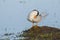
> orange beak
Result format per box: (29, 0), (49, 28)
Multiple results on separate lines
(34, 16), (37, 19)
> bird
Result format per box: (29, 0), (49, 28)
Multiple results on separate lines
(27, 9), (42, 26)
(27, 9), (48, 26)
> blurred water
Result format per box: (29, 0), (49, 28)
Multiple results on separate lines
(0, 32), (25, 40)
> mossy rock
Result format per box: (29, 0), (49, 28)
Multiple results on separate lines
(21, 25), (60, 40)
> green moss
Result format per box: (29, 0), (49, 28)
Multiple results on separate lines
(20, 26), (60, 40)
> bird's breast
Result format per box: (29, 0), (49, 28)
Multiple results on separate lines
(33, 16), (42, 22)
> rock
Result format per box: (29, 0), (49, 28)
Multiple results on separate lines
(21, 25), (60, 40)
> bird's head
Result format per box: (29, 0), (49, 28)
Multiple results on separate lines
(32, 9), (39, 16)
(30, 9), (39, 18)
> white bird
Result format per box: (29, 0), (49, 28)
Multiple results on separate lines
(27, 9), (48, 26)
(27, 9), (42, 26)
